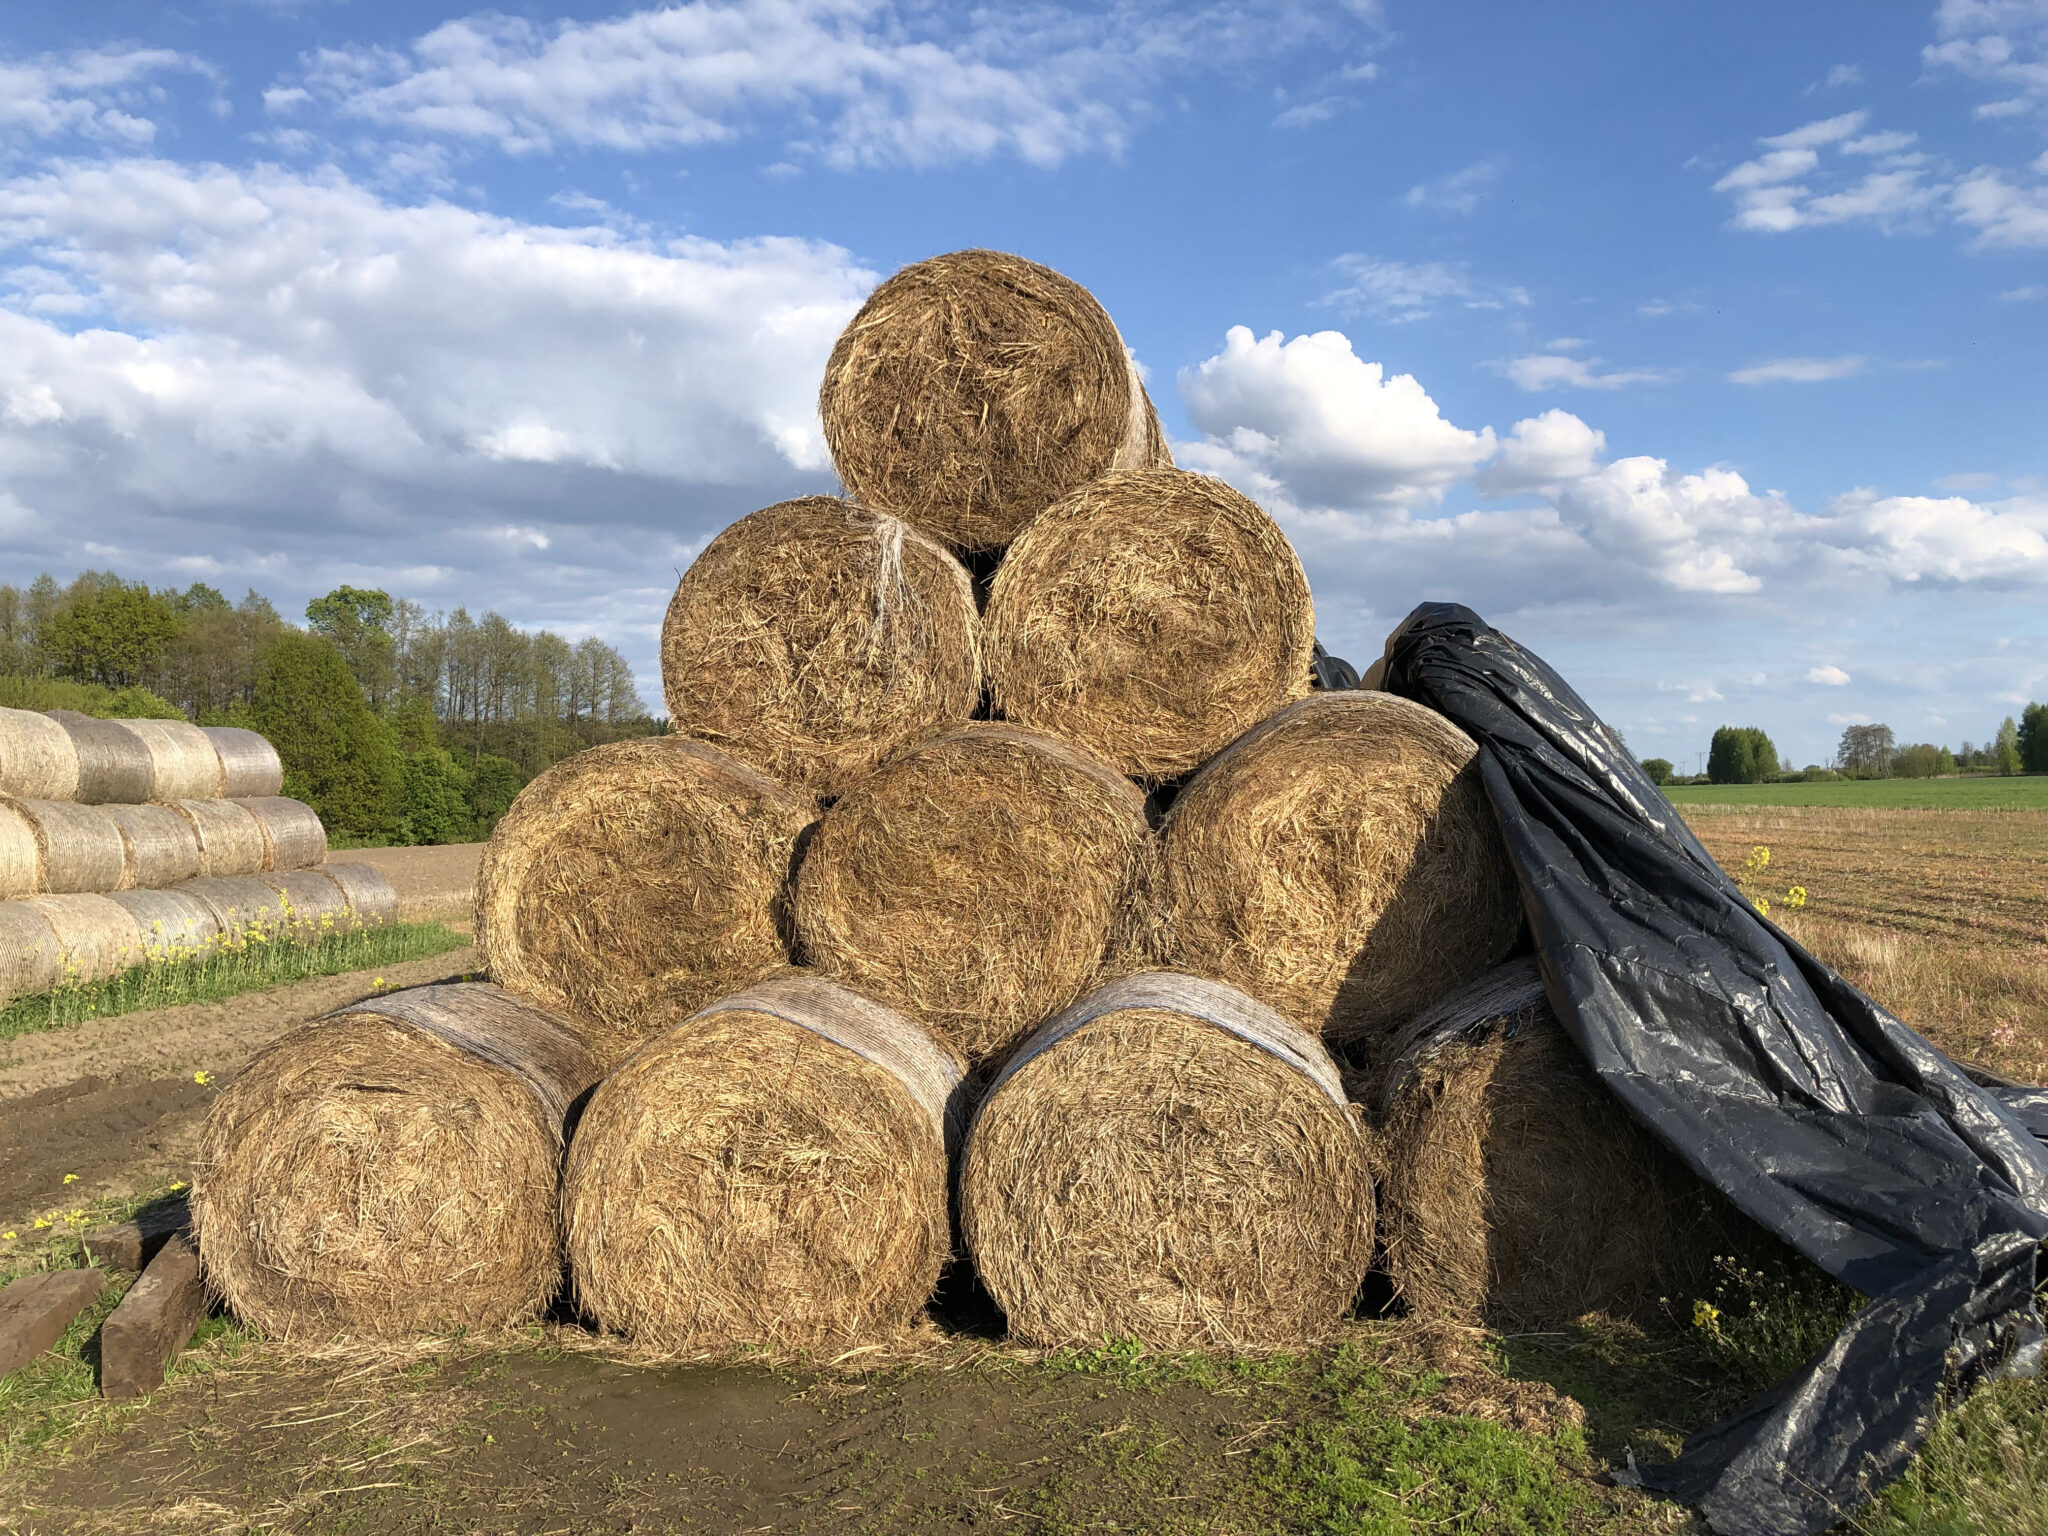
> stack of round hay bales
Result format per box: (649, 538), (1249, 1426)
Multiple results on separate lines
(661, 496), (982, 797)
(961, 972), (1374, 1349)
(0, 900), (63, 1001)
(103, 804), (203, 889)
(238, 797), (327, 871)
(198, 983), (601, 1338)
(0, 708), (79, 800)
(108, 888), (222, 957)
(2, 800), (129, 894)
(564, 973), (960, 1352)
(168, 799), (270, 878)
(202, 727), (284, 798)
(20, 894), (141, 984)
(48, 713), (153, 805)
(118, 718), (224, 801)
(1377, 959), (1739, 1328)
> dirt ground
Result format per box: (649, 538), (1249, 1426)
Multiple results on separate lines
(327, 842), (483, 923)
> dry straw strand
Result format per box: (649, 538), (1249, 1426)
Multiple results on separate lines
(196, 982), (600, 1339)
(962, 972), (1374, 1351)
(119, 717), (225, 801)
(8, 799), (131, 894)
(238, 796), (328, 871)
(564, 974), (956, 1353)
(819, 249), (1172, 553)
(49, 711), (153, 805)
(0, 899), (63, 1002)
(1377, 958), (1736, 1328)
(103, 802), (204, 889)
(25, 893), (143, 984)
(165, 798), (269, 878)
(1146, 690), (1521, 1063)
(477, 736), (811, 1037)
(984, 468), (1316, 781)
(203, 726), (284, 798)
(661, 496), (982, 796)
(792, 724), (1150, 1065)
(0, 708), (80, 801)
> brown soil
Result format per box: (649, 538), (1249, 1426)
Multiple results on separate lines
(327, 842), (483, 923)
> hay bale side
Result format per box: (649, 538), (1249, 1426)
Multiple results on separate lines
(961, 972), (1374, 1350)
(477, 737), (810, 1039)
(49, 712), (153, 805)
(260, 870), (353, 940)
(320, 862), (400, 927)
(1378, 959), (1738, 1328)
(564, 973), (958, 1352)
(25, 894), (143, 984)
(103, 803), (204, 889)
(0, 708), (79, 801)
(0, 800), (43, 900)
(180, 875), (289, 939)
(107, 889), (223, 957)
(238, 797), (327, 872)
(9, 799), (132, 894)
(196, 982), (600, 1339)
(661, 497), (982, 795)
(1146, 691), (1521, 1064)
(203, 727), (284, 798)
(792, 724), (1149, 1064)
(165, 798), (269, 878)
(119, 718), (224, 802)
(0, 900), (63, 1003)
(983, 469), (1315, 780)
(819, 249), (1171, 553)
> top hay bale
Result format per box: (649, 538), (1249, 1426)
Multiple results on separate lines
(819, 250), (1171, 553)
(0, 708), (79, 801)
(661, 497), (982, 796)
(984, 469), (1315, 781)
(118, 718), (224, 801)
(49, 712), (152, 805)
(1145, 690), (1521, 1065)
(202, 727), (284, 799)
(477, 737), (811, 1046)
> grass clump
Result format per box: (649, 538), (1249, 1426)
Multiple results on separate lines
(1679, 1249), (1865, 1393)
(0, 919), (468, 1039)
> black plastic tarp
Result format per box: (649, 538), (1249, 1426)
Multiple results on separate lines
(1373, 602), (2048, 1536)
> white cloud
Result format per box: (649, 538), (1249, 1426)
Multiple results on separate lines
(293, 0), (1357, 170)
(1322, 254), (1529, 323)
(1727, 355), (1867, 385)
(1824, 488), (2048, 583)
(1476, 409), (1605, 493)
(1926, 0), (2048, 120)
(0, 47), (206, 148)
(1502, 353), (1673, 391)
(1713, 111), (1944, 233)
(1403, 156), (1506, 215)
(1807, 664), (1852, 685)
(1999, 283), (2046, 299)
(1274, 97), (1348, 129)
(1951, 166), (2048, 247)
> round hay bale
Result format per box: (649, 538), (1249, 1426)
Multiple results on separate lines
(660, 497), (983, 795)
(983, 469), (1316, 780)
(564, 973), (959, 1353)
(0, 800), (43, 900)
(791, 724), (1149, 1064)
(203, 726), (284, 799)
(320, 862), (400, 927)
(0, 708), (79, 801)
(961, 972), (1374, 1350)
(107, 888), (222, 957)
(0, 899), (63, 1003)
(819, 249), (1172, 553)
(1378, 959), (1735, 1329)
(7, 799), (131, 894)
(103, 803), (203, 889)
(119, 717), (224, 801)
(477, 737), (811, 1038)
(1146, 691), (1520, 1063)
(24, 893), (143, 984)
(181, 875), (289, 940)
(165, 798), (269, 878)
(261, 869), (352, 940)
(49, 711), (153, 805)
(238, 796), (327, 872)
(196, 982), (600, 1339)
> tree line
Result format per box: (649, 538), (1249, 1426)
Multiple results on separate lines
(1637, 708), (2048, 786)
(0, 571), (658, 842)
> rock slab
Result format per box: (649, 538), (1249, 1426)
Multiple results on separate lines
(83, 1193), (193, 1272)
(99, 1233), (205, 1398)
(0, 1268), (106, 1375)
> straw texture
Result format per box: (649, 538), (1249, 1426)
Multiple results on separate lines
(25, 893), (142, 984)
(108, 888), (223, 956)
(204, 727), (284, 798)
(182, 875), (290, 937)
(661, 496), (983, 796)
(197, 982), (601, 1339)
(0, 800), (41, 899)
(120, 717), (224, 801)
(261, 869), (353, 939)
(9, 799), (130, 894)
(983, 469), (1315, 780)
(50, 712), (152, 805)
(239, 797), (328, 872)
(0, 708), (79, 801)
(819, 249), (1171, 553)
(320, 862), (400, 927)
(103, 803), (204, 889)
(166, 798), (269, 878)
(0, 899), (63, 1002)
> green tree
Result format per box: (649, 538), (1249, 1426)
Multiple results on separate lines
(306, 585), (398, 710)
(1893, 743), (1952, 779)
(1994, 717), (2022, 777)
(469, 754), (526, 837)
(1836, 722), (1896, 779)
(1640, 757), (1675, 786)
(2019, 703), (2048, 774)
(1708, 726), (1780, 784)
(37, 572), (180, 688)
(250, 633), (402, 840)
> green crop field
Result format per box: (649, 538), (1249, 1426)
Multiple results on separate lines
(1663, 776), (2048, 810)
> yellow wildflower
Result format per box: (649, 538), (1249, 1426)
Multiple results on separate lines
(33, 1216), (52, 1230)
(1785, 886), (1808, 909)
(62, 1172), (78, 1184)
(1693, 1300), (1721, 1331)
(194, 1070), (214, 1086)
(168, 1180), (187, 1193)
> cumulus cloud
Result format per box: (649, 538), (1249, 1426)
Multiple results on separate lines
(1727, 355), (1867, 384)
(291, 0), (1356, 170)
(1502, 353), (1673, 391)
(1323, 254), (1529, 322)
(1807, 664), (1852, 684)
(1823, 488), (2048, 583)
(0, 46), (207, 149)
(1476, 409), (1605, 493)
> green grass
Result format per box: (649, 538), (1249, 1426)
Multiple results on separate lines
(0, 919), (470, 1040)
(1662, 776), (2048, 809)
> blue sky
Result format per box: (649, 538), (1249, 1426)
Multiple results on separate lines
(2, 1), (2044, 769)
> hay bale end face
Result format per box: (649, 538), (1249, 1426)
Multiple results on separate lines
(103, 804), (204, 889)
(984, 469), (1316, 781)
(202, 727), (284, 799)
(107, 889), (223, 957)
(820, 249), (1171, 553)
(0, 709), (80, 801)
(24, 894), (142, 985)
(238, 797), (327, 872)
(49, 712), (152, 805)
(1378, 959), (1735, 1328)
(662, 497), (982, 796)
(1146, 690), (1521, 1063)
(165, 799), (268, 878)
(961, 973), (1374, 1350)
(564, 974), (958, 1353)
(477, 737), (810, 1040)
(793, 724), (1149, 1065)
(0, 900), (63, 1002)
(10, 800), (131, 894)
(118, 718), (224, 802)
(196, 983), (600, 1339)
(0, 801), (42, 900)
